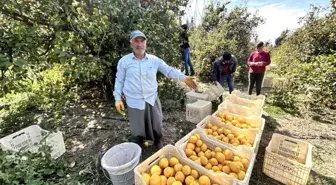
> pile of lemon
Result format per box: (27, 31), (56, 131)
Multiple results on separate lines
(204, 123), (254, 148)
(216, 113), (257, 129)
(184, 134), (250, 181)
(141, 156), (216, 185)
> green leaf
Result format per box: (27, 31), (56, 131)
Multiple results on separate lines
(0, 61), (12, 70)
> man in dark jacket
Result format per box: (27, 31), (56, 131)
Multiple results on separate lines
(212, 51), (237, 93)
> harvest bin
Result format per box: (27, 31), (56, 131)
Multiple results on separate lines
(0, 125), (65, 159)
(176, 129), (256, 185)
(263, 133), (313, 185)
(134, 145), (235, 185)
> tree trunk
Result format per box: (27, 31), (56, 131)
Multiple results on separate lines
(103, 64), (117, 102)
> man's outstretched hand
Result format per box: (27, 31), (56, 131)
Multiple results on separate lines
(185, 77), (197, 90)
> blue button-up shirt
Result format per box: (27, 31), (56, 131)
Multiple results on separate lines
(113, 53), (187, 110)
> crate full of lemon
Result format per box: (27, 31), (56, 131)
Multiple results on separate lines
(175, 129), (256, 185)
(212, 108), (265, 133)
(134, 145), (235, 185)
(197, 116), (260, 153)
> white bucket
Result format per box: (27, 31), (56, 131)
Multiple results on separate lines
(101, 142), (142, 185)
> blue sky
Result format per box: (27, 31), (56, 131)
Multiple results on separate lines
(183, 0), (330, 43)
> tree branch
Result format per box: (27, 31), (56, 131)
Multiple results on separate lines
(1, 3), (97, 56)
(0, 7), (54, 28)
(40, 32), (56, 56)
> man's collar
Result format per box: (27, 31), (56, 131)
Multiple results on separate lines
(132, 52), (148, 60)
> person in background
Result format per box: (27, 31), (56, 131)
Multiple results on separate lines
(247, 41), (271, 95)
(113, 30), (197, 149)
(180, 24), (195, 76)
(212, 51), (237, 95)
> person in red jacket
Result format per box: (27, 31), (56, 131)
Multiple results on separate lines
(247, 42), (271, 95)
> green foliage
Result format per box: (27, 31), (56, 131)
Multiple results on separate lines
(0, 147), (84, 185)
(0, 64), (79, 135)
(271, 53), (336, 112)
(0, 0), (188, 93)
(190, 4), (264, 83)
(270, 6), (336, 115)
(158, 78), (186, 111)
(263, 104), (288, 116)
(0, 0), (189, 128)
(278, 6), (336, 62)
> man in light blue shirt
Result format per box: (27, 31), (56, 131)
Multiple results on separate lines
(113, 30), (197, 149)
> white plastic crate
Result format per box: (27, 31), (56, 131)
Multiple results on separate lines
(262, 76), (273, 88)
(186, 91), (209, 104)
(226, 94), (264, 108)
(196, 116), (260, 153)
(232, 90), (265, 104)
(212, 108), (265, 154)
(134, 144), (235, 185)
(208, 82), (225, 97)
(186, 100), (212, 123)
(218, 101), (263, 117)
(175, 129), (256, 185)
(0, 125), (66, 159)
(212, 107), (265, 133)
(204, 89), (218, 101)
(263, 134), (313, 185)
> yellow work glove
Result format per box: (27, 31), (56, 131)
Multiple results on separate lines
(115, 101), (125, 115)
(185, 77), (197, 90)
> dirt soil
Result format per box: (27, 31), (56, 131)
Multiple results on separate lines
(60, 85), (336, 185)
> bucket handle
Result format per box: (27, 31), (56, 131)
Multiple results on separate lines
(102, 154), (143, 184)
(102, 166), (113, 183)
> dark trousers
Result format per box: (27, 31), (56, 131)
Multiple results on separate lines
(219, 75), (234, 93)
(248, 73), (264, 95)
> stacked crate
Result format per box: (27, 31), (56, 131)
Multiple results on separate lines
(186, 100), (212, 123)
(185, 82), (225, 123)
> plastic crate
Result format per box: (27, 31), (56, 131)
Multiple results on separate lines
(186, 91), (209, 104)
(212, 108), (265, 133)
(204, 89), (218, 101)
(196, 116), (260, 153)
(218, 101), (263, 117)
(263, 134), (313, 185)
(226, 94), (264, 108)
(262, 76), (273, 88)
(208, 82), (225, 97)
(186, 100), (212, 123)
(134, 144), (235, 185)
(175, 129), (256, 185)
(212, 108), (265, 154)
(0, 125), (66, 159)
(231, 90), (265, 104)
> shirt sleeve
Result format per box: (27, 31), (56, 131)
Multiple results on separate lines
(113, 59), (125, 105)
(212, 62), (218, 81)
(232, 56), (237, 72)
(247, 52), (255, 66)
(261, 52), (271, 66)
(157, 59), (186, 81)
